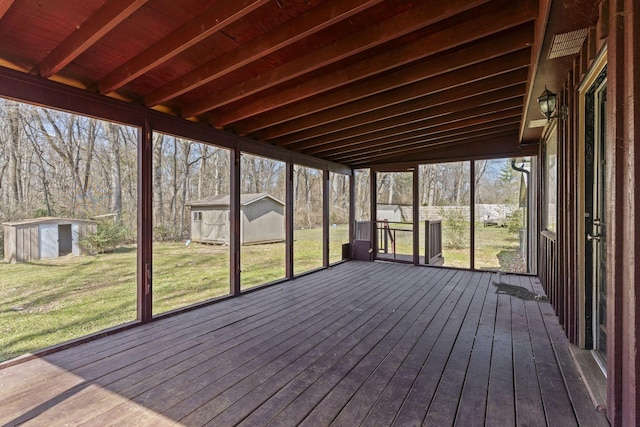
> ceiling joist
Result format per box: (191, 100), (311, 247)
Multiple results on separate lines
(99, 0), (271, 94)
(211, 4), (536, 127)
(37, 0), (149, 78)
(0, 0), (550, 167)
(248, 51), (530, 139)
(175, 0), (494, 116)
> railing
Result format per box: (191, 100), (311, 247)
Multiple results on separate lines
(424, 219), (443, 265)
(353, 220), (442, 264)
(540, 230), (557, 307)
(376, 220), (412, 260)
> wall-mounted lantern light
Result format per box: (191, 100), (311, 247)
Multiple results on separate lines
(537, 86), (568, 121)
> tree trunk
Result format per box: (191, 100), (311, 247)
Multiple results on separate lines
(7, 101), (23, 204)
(455, 163), (465, 205)
(106, 123), (122, 222)
(179, 140), (192, 240)
(152, 133), (164, 228)
(387, 173), (395, 205)
(197, 145), (208, 199)
(170, 140), (178, 237)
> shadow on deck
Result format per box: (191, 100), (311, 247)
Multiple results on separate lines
(0, 261), (608, 426)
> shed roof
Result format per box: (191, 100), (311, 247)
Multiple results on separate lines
(2, 217), (97, 227)
(188, 193), (285, 208)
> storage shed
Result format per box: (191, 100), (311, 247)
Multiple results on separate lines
(188, 193), (285, 245)
(3, 217), (97, 263)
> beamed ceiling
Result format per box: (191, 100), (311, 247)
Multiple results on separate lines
(0, 0), (601, 167)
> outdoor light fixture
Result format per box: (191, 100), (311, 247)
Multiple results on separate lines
(537, 86), (568, 121)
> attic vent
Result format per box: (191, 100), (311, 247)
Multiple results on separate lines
(548, 28), (589, 59)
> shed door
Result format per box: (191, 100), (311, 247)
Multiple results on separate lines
(39, 223), (58, 259)
(72, 223), (80, 255)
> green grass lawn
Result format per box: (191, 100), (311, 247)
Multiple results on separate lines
(0, 223), (521, 362)
(0, 227), (350, 362)
(381, 221), (525, 271)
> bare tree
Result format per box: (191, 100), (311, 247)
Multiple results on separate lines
(35, 109), (98, 215)
(6, 101), (23, 205)
(105, 123), (122, 222)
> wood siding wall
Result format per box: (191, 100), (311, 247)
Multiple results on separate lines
(606, 0), (640, 424)
(241, 199), (284, 244)
(538, 1), (640, 424)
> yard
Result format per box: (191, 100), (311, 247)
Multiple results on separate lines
(0, 227), (349, 362)
(0, 224), (523, 363)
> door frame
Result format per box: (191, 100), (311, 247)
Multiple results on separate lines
(370, 164), (419, 265)
(577, 46), (607, 353)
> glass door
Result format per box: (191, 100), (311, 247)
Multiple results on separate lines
(375, 170), (414, 262)
(584, 67), (607, 367)
(589, 78), (607, 364)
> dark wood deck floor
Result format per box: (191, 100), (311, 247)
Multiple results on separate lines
(0, 261), (609, 426)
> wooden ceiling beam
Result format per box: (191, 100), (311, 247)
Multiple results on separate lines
(98, 0), (270, 94)
(0, 0), (15, 20)
(338, 125), (520, 165)
(326, 120), (520, 163)
(145, 0), (385, 108)
(274, 84), (525, 147)
(37, 0), (148, 78)
(175, 0), (493, 116)
(310, 104), (522, 157)
(284, 94), (522, 153)
(211, 7), (536, 126)
(248, 51), (530, 139)
(357, 132), (534, 167)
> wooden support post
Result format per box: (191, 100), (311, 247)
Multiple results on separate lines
(286, 162), (294, 278)
(470, 160), (476, 269)
(137, 118), (153, 322)
(230, 147), (241, 295)
(349, 170), (355, 252)
(606, 0), (639, 424)
(413, 165), (420, 265)
(371, 170), (377, 260)
(323, 169), (330, 268)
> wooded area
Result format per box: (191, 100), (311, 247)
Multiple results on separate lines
(0, 99), (354, 257)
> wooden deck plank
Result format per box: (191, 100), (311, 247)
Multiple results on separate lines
(170, 264), (430, 425)
(0, 263), (363, 397)
(328, 273), (466, 425)
(3, 264), (375, 424)
(510, 275), (546, 426)
(211, 268), (455, 426)
(453, 272), (499, 427)
(422, 271), (492, 425)
(388, 271), (480, 425)
(532, 277), (610, 427)
(525, 287), (579, 427)
(357, 270), (471, 425)
(362, 271), (484, 426)
(233, 267), (456, 427)
(484, 287), (516, 425)
(24, 263), (405, 426)
(299, 269), (465, 426)
(0, 262), (606, 427)
(254, 268), (456, 427)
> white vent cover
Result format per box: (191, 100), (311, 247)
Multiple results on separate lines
(548, 28), (589, 59)
(529, 119), (548, 128)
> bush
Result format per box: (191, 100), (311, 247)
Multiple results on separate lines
(440, 207), (468, 250)
(82, 220), (131, 254)
(506, 210), (524, 234)
(153, 224), (172, 242)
